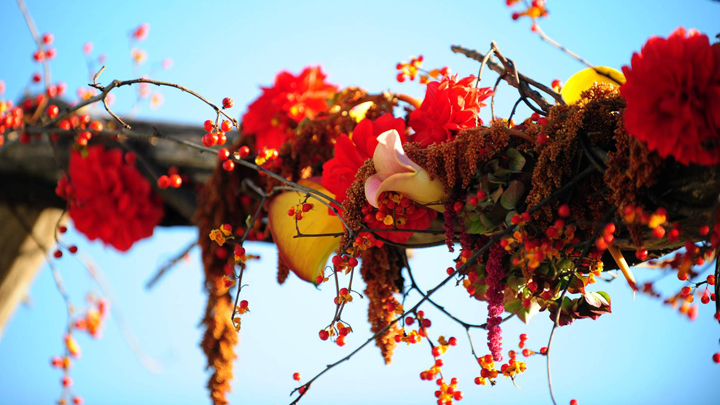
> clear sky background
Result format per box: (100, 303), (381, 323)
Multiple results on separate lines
(0, 1), (719, 405)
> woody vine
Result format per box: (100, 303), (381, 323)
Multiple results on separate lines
(1, 1), (719, 405)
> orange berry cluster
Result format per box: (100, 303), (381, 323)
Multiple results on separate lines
(474, 350), (527, 386)
(232, 299), (250, 332)
(51, 296), (108, 405)
(395, 55), (450, 84)
(394, 310), (431, 345)
(432, 377), (463, 405)
(318, 321), (353, 346)
(623, 205), (719, 281)
(508, 0), (549, 22)
(287, 202), (314, 221)
(209, 223), (234, 247)
(254, 147), (279, 167)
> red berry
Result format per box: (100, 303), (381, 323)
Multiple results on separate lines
(157, 175), (170, 189)
(222, 160), (235, 171)
(699, 225), (710, 236)
(202, 132), (218, 147)
(707, 275), (715, 286)
(32, 72), (42, 82)
(422, 319), (432, 328)
(293, 372), (301, 381)
(238, 145), (251, 158)
(635, 249), (648, 260)
(203, 120), (214, 131)
(570, 400), (578, 405)
(713, 353), (720, 363)
(89, 121), (103, 132)
(302, 203), (313, 212)
(453, 391), (463, 401)
(62, 376), (73, 387)
(405, 316), (415, 325)
(169, 174), (182, 188)
(519, 333), (528, 341)
(476, 190), (487, 200)
(453, 201), (464, 213)
(73, 397), (84, 405)
(58, 226), (67, 233)
(448, 337), (457, 346)
(339, 287), (349, 296)
(240, 300), (249, 308)
(68, 245), (78, 254)
(396, 73), (406, 83)
(558, 204), (570, 218)
(43, 33), (54, 44)
(653, 226), (666, 239)
(218, 148), (230, 160)
(221, 120), (232, 132)
(336, 336), (346, 347)
(468, 196), (478, 206)
(217, 131), (227, 145)
(319, 330), (329, 341)
(222, 97), (234, 109)
(53, 250), (62, 258)
(347, 257), (359, 267)
(46, 105), (59, 119)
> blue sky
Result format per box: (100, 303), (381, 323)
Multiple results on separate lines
(0, 1), (719, 404)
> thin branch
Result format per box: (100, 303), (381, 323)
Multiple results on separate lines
(451, 44), (564, 111)
(532, 25), (594, 69)
(545, 208), (616, 405)
(145, 241), (198, 290)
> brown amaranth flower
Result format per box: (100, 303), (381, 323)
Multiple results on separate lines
(526, 84), (626, 234)
(360, 246), (403, 364)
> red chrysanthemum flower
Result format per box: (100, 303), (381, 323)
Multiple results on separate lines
(410, 75), (493, 147)
(57, 146), (164, 252)
(322, 114), (406, 202)
(242, 66), (338, 154)
(621, 28), (720, 166)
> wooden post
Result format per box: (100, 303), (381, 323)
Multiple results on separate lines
(0, 204), (64, 340)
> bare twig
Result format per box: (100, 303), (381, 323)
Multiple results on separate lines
(451, 44), (564, 111)
(532, 25), (594, 69)
(545, 208), (616, 405)
(145, 241), (198, 289)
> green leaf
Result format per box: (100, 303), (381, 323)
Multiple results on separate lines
(504, 298), (522, 314)
(465, 219), (487, 234)
(585, 291), (611, 307)
(500, 180), (525, 210)
(596, 291), (612, 305)
(490, 186), (504, 203)
(506, 148), (527, 171)
(517, 299), (541, 324)
(506, 275), (524, 293)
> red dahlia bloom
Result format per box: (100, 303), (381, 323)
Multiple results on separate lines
(410, 75), (493, 147)
(242, 66), (337, 154)
(621, 28), (720, 165)
(322, 114), (406, 202)
(59, 146), (164, 251)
